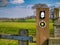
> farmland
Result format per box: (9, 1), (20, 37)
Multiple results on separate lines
(0, 19), (54, 45)
(0, 22), (36, 34)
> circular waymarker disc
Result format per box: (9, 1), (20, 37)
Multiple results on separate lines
(39, 21), (46, 28)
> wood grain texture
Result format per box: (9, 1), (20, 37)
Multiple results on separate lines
(36, 8), (49, 45)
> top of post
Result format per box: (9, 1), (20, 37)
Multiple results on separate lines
(32, 4), (49, 9)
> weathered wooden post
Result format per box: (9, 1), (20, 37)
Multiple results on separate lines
(18, 29), (28, 45)
(0, 29), (32, 45)
(36, 7), (49, 45)
(54, 8), (60, 37)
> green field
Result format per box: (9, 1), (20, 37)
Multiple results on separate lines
(0, 19), (54, 45)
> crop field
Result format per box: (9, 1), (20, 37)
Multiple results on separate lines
(0, 22), (36, 34)
(0, 19), (53, 45)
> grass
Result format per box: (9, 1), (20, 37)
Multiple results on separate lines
(0, 19), (54, 45)
(0, 22), (36, 34)
(0, 22), (36, 45)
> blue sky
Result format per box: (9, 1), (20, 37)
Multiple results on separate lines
(0, 0), (60, 18)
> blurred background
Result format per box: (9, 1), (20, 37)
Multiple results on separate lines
(0, 0), (60, 45)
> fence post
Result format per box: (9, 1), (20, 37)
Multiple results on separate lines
(36, 8), (49, 45)
(18, 29), (29, 45)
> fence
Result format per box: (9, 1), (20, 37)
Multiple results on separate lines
(0, 29), (60, 45)
(0, 29), (33, 45)
(49, 37), (60, 45)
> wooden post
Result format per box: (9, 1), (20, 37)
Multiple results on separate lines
(18, 29), (28, 45)
(36, 8), (49, 45)
(54, 8), (60, 37)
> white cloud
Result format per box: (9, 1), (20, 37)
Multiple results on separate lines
(55, 2), (60, 5)
(54, 2), (60, 7)
(0, 7), (34, 18)
(47, 4), (52, 7)
(26, 5), (34, 8)
(11, 0), (24, 4)
(0, 0), (8, 7)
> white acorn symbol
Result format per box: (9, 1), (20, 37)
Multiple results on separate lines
(41, 12), (45, 18)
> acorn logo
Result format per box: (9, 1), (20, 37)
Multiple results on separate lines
(39, 21), (46, 28)
(40, 11), (45, 19)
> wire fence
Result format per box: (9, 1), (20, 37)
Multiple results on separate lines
(49, 37), (60, 45)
